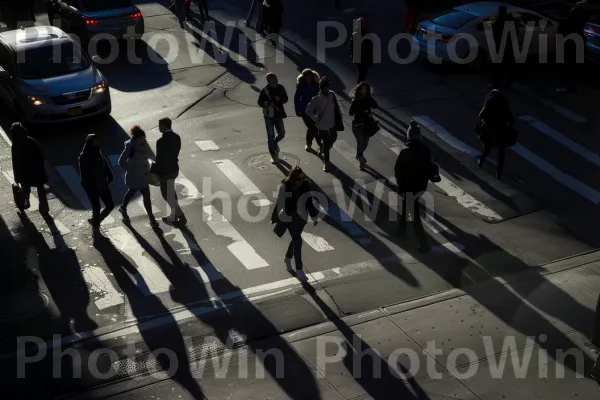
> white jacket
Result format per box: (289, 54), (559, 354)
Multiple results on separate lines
(305, 91), (336, 131)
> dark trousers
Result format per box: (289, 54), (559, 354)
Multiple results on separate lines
(479, 145), (506, 178)
(160, 177), (184, 219)
(23, 184), (49, 214)
(319, 129), (338, 163)
(356, 63), (369, 84)
(398, 192), (428, 248)
(84, 187), (115, 229)
(285, 221), (305, 269)
(122, 186), (154, 217)
(301, 114), (321, 147)
(403, 6), (418, 33)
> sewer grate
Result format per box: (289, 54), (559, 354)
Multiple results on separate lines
(211, 73), (242, 89)
(0, 292), (49, 323)
(245, 152), (300, 173)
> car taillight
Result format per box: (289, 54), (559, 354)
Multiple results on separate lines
(84, 17), (99, 25)
(130, 11), (142, 19)
(585, 24), (598, 36)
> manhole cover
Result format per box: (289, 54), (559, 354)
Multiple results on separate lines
(0, 292), (49, 323)
(211, 73), (242, 89)
(245, 152), (300, 172)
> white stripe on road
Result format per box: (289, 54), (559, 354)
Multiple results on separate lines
(520, 116), (600, 167)
(513, 83), (587, 124)
(213, 159), (271, 206)
(104, 227), (171, 295)
(82, 266), (124, 310)
(2, 170), (39, 211)
(334, 140), (360, 168)
(195, 140), (220, 151)
(203, 205), (268, 269)
(301, 232), (335, 252)
(318, 202), (372, 244)
(413, 116), (480, 158)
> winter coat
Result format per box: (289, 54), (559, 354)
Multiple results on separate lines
(79, 144), (114, 194)
(479, 93), (515, 147)
(294, 78), (319, 116)
(258, 84), (289, 119)
(394, 141), (432, 194)
(11, 136), (47, 186)
(118, 138), (155, 189)
(305, 91), (336, 130)
(349, 96), (378, 123)
(349, 31), (374, 65)
(154, 130), (181, 177)
(271, 180), (318, 225)
(261, 0), (283, 35)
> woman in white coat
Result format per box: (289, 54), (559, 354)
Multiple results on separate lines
(117, 125), (158, 228)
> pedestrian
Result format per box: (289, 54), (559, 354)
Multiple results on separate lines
(185, 0), (208, 22)
(477, 89), (515, 180)
(271, 166), (318, 282)
(10, 122), (49, 214)
(169, 0), (186, 27)
(258, 72), (288, 164)
(117, 125), (159, 229)
(394, 121), (432, 253)
(261, 0), (284, 46)
(349, 18), (374, 84)
(153, 117), (187, 226)
(349, 82), (378, 170)
(403, 0), (420, 33)
(489, 5), (517, 88)
(294, 69), (321, 152)
(556, 1), (589, 93)
(79, 134), (115, 239)
(305, 77), (343, 172)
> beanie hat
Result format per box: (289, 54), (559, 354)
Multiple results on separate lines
(407, 121), (421, 141)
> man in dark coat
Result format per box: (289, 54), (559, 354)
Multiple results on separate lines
(79, 134), (114, 237)
(490, 5), (517, 88)
(349, 18), (374, 83)
(10, 122), (49, 214)
(394, 121), (431, 253)
(154, 117), (187, 226)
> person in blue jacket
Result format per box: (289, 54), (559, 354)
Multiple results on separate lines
(294, 69), (321, 152)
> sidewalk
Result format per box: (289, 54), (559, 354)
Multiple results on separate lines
(72, 250), (600, 399)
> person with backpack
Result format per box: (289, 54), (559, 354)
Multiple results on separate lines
(258, 73), (288, 164)
(294, 69), (321, 152)
(349, 17), (374, 84)
(394, 120), (432, 253)
(117, 125), (159, 229)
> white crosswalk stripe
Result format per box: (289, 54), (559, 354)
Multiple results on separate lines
(213, 159), (272, 206)
(82, 266), (124, 310)
(195, 140), (220, 151)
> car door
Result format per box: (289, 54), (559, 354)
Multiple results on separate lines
(0, 44), (17, 109)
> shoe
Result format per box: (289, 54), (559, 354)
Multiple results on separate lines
(323, 162), (329, 172)
(149, 217), (160, 229)
(305, 145), (311, 152)
(295, 269), (308, 282)
(284, 257), (293, 271)
(176, 216), (187, 226)
(270, 157), (276, 164)
(118, 207), (130, 223)
(23, 199), (30, 210)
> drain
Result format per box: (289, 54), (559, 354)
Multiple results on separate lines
(246, 152), (300, 172)
(211, 73), (242, 89)
(0, 292), (49, 323)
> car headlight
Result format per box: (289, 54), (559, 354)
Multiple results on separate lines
(92, 81), (106, 94)
(28, 96), (46, 106)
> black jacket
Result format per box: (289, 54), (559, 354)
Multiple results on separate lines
(349, 96), (378, 123)
(492, 14), (516, 62)
(271, 180), (318, 224)
(79, 144), (113, 193)
(258, 84), (289, 118)
(394, 141), (432, 194)
(154, 130), (181, 176)
(11, 136), (47, 186)
(480, 94), (514, 127)
(349, 31), (374, 65)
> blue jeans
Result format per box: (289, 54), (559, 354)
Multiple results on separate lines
(265, 117), (286, 157)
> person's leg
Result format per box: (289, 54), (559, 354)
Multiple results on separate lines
(167, 178), (185, 219)
(84, 188), (102, 229)
(175, 0), (186, 25)
(363, 131), (371, 155)
(302, 114), (317, 148)
(36, 185), (49, 214)
(121, 188), (137, 210)
(352, 124), (366, 166)
(478, 144), (491, 167)
(397, 193), (408, 238)
(21, 185), (32, 209)
(98, 188), (115, 224)
(497, 146), (506, 180)
(264, 117), (277, 159)
(291, 224), (304, 270)
(274, 117), (286, 145)
(412, 194), (429, 251)
(185, 0), (191, 18)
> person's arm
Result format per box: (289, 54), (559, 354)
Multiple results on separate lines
(279, 85), (288, 104)
(349, 99), (358, 116)
(271, 184), (285, 223)
(370, 97), (378, 109)
(118, 142), (130, 170)
(257, 89), (269, 108)
(305, 96), (319, 121)
(294, 84), (302, 116)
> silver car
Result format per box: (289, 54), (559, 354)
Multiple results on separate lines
(0, 26), (111, 124)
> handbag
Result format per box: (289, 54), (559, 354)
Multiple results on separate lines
(262, 88), (276, 118)
(364, 114), (380, 137)
(332, 94), (345, 132)
(12, 183), (25, 210)
(272, 209), (289, 238)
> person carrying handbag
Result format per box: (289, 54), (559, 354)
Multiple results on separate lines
(271, 167), (318, 282)
(349, 82), (378, 170)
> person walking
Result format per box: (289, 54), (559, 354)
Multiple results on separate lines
(271, 166), (318, 282)
(10, 122), (49, 214)
(556, 1), (589, 93)
(294, 69), (321, 152)
(349, 82), (378, 170)
(185, 0), (208, 22)
(258, 72), (288, 164)
(349, 18), (374, 84)
(152, 117), (187, 226)
(169, 0), (186, 27)
(489, 5), (517, 88)
(305, 77), (342, 172)
(79, 134), (115, 238)
(403, 0), (420, 33)
(394, 121), (432, 253)
(261, 0), (284, 46)
(117, 125), (159, 229)
(477, 89), (515, 180)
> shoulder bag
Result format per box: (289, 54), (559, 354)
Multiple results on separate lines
(332, 94), (345, 132)
(364, 113), (380, 137)
(262, 88), (276, 118)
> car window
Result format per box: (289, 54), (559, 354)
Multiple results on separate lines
(17, 42), (90, 79)
(81, 0), (131, 12)
(431, 10), (478, 29)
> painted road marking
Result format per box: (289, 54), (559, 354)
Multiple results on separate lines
(213, 159), (271, 206)
(513, 83), (587, 124)
(520, 116), (600, 167)
(195, 140), (220, 151)
(386, 127), (503, 222)
(301, 232), (335, 252)
(104, 227), (171, 295)
(203, 205), (268, 269)
(318, 201), (372, 244)
(413, 116), (480, 159)
(0, 127), (10, 146)
(82, 266), (124, 310)
(334, 139), (360, 168)
(2, 170), (39, 211)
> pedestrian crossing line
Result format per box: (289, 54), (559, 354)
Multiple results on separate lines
(520, 116), (600, 167)
(333, 139), (360, 168)
(513, 83), (587, 124)
(1, 170), (39, 211)
(212, 159), (272, 206)
(301, 232), (335, 252)
(203, 205), (269, 269)
(318, 202), (372, 245)
(82, 266), (124, 310)
(414, 116), (600, 204)
(195, 140), (220, 151)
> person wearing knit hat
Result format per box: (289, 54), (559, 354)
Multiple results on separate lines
(407, 120), (421, 142)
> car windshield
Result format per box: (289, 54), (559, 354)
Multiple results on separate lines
(81, 0), (131, 12)
(431, 10), (477, 29)
(17, 42), (90, 79)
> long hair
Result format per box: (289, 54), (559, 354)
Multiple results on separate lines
(297, 69), (320, 85)
(319, 76), (330, 93)
(350, 82), (372, 99)
(282, 166), (305, 184)
(130, 125), (146, 139)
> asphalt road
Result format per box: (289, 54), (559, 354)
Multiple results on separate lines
(1, 0), (600, 397)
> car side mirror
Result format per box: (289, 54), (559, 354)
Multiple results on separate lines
(0, 69), (11, 80)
